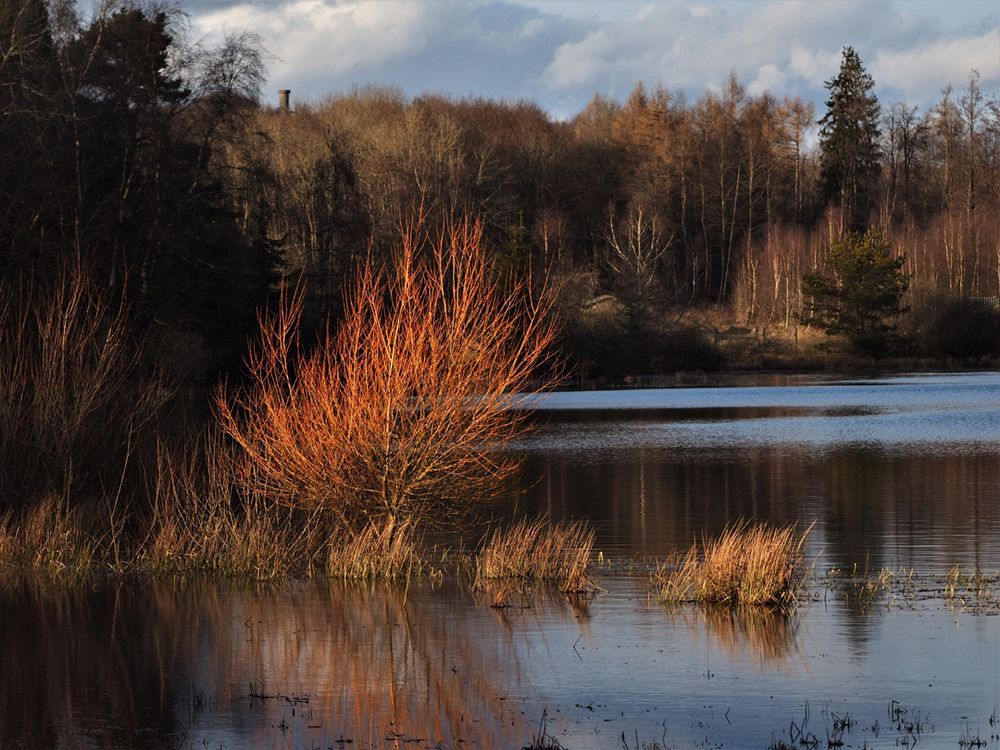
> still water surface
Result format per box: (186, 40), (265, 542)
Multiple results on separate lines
(2, 373), (999, 749)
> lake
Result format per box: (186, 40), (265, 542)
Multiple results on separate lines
(2, 373), (998, 749)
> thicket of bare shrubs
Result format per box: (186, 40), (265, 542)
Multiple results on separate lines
(0, 269), (175, 577)
(0, 268), (169, 509)
(2, 218), (562, 582)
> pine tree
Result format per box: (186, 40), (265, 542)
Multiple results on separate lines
(801, 227), (909, 356)
(818, 46), (881, 230)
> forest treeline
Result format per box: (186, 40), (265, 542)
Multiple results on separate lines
(3, 1), (1000, 381)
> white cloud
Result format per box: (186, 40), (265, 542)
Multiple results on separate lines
(538, 0), (1000, 112)
(749, 63), (787, 96)
(195, 0), (431, 81)
(788, 47), (843, 86)
(873, 29), (1000, 93)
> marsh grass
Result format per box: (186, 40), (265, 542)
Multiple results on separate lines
(327, 518), (422, 581)
(139, 433), (332, 580)
(0, 495), (97, 581)
(655, 521), (811, 607)
(945, 565), (998, 606)
(474, 517), (595, 593)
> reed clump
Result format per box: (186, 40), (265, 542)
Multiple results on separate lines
(327, 518), (422, 581)
(475, 517), (595, 593)
(655, 521), (811, 607)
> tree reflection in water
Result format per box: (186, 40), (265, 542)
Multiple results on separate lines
(0, 579), (555, 749)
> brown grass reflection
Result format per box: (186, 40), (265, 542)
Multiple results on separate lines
(667, 605), (801, 667)
(0, 580), (543, 749)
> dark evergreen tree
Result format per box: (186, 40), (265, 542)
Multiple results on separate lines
(801, 227), (909, 356)
(818, 46), (881, 230)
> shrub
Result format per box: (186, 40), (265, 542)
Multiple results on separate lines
(215, 217), (559, 542)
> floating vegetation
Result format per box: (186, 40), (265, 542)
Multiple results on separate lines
(823, 564), (1000, 611)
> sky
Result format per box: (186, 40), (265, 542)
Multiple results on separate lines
(182, 0), (1000, 118)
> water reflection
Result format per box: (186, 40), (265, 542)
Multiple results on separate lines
(665, 604), (801, 666)
(1, 574), (996, 750)
(4, 375), (999, 749)
(0, 580), (539, 749)
(516, 443), (1000, 573)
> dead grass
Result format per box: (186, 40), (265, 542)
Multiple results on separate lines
(0, 495), (97, 581)
(138, 431), (331, 580)
(654, 521), (811, 607)
(327, 518), (422, 581)
(474, 517), (595, 593)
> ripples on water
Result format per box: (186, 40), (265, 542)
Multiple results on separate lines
(2, 373), (998, 749)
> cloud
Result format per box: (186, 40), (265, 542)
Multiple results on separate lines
(195, 0), (431, 82)
(191, 0), (589, 109)
(873, 28), (1000, 94)
(540, 0), (943, 99)
(183, 0), (1000, 116)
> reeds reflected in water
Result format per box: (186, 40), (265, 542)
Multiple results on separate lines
(667, 604), (802, 667)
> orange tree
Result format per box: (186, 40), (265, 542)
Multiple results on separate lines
(215, 217), (559, 539)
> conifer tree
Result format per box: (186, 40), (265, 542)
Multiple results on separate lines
(801, 227), (909, 356)
(818, 46), (881, 229)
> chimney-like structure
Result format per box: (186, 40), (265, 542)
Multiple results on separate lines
(278, 89), (290, 112)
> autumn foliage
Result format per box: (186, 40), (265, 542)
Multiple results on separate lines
(215, 217), (559, 534)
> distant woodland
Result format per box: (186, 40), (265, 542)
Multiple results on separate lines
(4, 2), (1000, 381)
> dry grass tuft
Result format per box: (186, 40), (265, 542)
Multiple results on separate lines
(327, 518), (422, 581)
(475, 517), (595, 593)
(655, 521), (811, 607)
